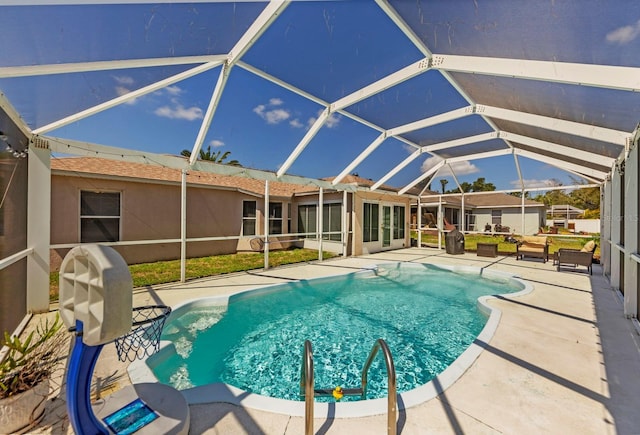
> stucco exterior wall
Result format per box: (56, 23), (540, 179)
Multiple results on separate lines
(472, 207), (545, 235)
(50, 174), (271, 269)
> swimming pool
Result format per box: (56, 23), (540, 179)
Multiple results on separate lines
(134, 262), (530, 415)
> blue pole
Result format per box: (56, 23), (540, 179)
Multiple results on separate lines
(66, 320), (108, 434)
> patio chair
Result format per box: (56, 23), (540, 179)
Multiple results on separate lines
(556, 240), (597, 275)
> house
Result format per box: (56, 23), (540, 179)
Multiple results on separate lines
(412, 191), (546, 235)
(49, 157), (410, 269)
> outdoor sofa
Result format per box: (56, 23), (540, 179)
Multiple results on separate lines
(516, 235), (549, 263)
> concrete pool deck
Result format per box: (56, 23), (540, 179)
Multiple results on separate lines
(38, 247), (640, 434)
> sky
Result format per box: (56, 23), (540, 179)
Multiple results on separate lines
(2, 1), (638, 192)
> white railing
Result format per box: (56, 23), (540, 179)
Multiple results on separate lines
(0, 247), (34, 271)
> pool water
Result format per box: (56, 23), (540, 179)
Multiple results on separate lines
(152, 263), (523, 402)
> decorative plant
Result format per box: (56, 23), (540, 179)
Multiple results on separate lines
(0, 314), (65, 399)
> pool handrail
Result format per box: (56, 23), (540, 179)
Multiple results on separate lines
(300, 340), (314, 435)
(362, 338), (397, 435)
(300, 338), (397, 435)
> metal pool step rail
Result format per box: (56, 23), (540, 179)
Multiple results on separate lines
(300, 338), (397, 435)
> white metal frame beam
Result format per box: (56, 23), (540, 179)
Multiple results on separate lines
(432, 54), (640, 92)
(514, 148), (608, 180)
(500, 131), (616, 168)
(422, 132), (499, 153)
(399, 159), (446, 195)
(333, 106), (474, 187)
(189, 0), (289, 166)
(0, 55), (226, 79)
(277, 108), (330, 177)
(479, 105), (629, 146)
(387, 105), (475, 136)
(331, 57), (430, 112)
(333, 132), (387, 185)
(371, 148), (422, 191)
(33, 61), (224, 134)
(447, 148), (511, 163)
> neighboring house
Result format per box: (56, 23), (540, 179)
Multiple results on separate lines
(413, 192), (547, 235)
(49, 157), (410, 269)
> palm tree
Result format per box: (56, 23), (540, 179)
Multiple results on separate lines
(440, 178), (448, 193)
(181, 146), (241, 166)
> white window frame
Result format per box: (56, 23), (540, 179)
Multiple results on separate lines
(363, 202), (379, 243)
(298, 203), (317, 238)
(393, 205), (405, 240)
(79, 190), (121, 243)
(323, 202), (342, 241)
(269, 201), (283, 235)
(242, 200), (257, 236)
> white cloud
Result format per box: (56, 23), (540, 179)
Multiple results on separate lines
(289, 118), (304, 128)
(113, 75), (134, 86)
(421, 156), (479, 176)
(606, 19), (640, 44)
(154, 104), (203, 121)
(514, 178), (557, 189)
(253, 100), (291, 125)
(265, 108), (290, 124)
(165, 85), (183, 96)
(209, 139), (225, 147)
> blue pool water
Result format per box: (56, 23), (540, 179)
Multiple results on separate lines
(152, 262), (523, 402)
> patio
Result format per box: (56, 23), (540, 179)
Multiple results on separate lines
(36, 247), (640, 434)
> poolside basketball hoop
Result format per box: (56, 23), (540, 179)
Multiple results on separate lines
(60, 245), (189, 435)
(114, 305), (172, 362)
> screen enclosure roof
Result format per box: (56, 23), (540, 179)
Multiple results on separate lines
(1, 0), (638, 195)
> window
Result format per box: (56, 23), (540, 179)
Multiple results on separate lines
(323, 203), (342, 241)
(363, 203), (379, 242)
(80, 191), (120, 243)
(287, 203), (291, 234)
(269, 202), (283, 234)
(491, 209), (502, 225)
(242, 200), (256, 236)
(298, 204), (317, 237)
(393, 205), (405, 239)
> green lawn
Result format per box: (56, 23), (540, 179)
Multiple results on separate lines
(412, 232), (599, 256)
(50, 248), (335, 302)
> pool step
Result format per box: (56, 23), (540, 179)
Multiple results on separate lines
(312, 387), (363, 397)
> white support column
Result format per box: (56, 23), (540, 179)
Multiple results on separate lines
(318, 188), (324, 261)
(417, 197), (422, 248)
(602, 181), (612, 276)
(264, 180), (270, 270)
(610, 169), (622, 290)
(624, 144), (638, 317)
(26, 143), (51, 313)
(437, 196), (443, 250)
(521, 191), (526, 235)
(342, 190), (348, 257)
(461, 194), (465, 233)
(180, 169), (187, 283)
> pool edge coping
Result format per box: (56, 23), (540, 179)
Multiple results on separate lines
(128, 263), (534, 418)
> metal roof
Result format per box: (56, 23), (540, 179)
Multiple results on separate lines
(1, 0), (638, 194)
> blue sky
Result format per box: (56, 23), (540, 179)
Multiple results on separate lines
(3, 1), (637, 192)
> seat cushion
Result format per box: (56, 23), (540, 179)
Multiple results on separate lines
(581, 240), (596, 252)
